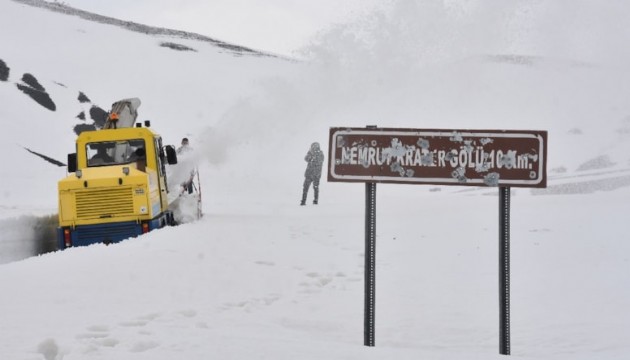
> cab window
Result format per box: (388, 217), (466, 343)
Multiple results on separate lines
(87, 139), (146, 167)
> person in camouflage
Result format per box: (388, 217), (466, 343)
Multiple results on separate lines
(301, 142), (325, 205)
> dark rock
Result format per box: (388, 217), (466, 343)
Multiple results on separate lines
(77, 111), (86, 120)
(160, 42), (197, 52)
(23, 146), (65, 166)
(73, 123), (97, 135)
(16, 83), (56, 111)
(89, 105), (108, 128)
(21, 73), (45, 91)
(78, 91), (91, 103)
(0, 59), (9, 81)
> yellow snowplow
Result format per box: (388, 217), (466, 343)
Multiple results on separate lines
(57, 98), (179, 248)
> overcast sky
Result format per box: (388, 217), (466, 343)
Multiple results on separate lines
(55, 0), (382, 56)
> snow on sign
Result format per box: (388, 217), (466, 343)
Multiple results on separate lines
(328, 127), (548, 188)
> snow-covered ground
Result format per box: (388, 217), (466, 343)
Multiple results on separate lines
(1, 0), (629, 359)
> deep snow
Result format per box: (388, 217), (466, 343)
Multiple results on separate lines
(1, 0), (629, 359)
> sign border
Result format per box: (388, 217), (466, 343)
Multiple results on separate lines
(328, 128), (547, 188)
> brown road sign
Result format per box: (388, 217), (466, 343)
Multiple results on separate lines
(328, 127), (547, 188)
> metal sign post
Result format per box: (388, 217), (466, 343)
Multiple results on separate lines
(364, 182), (377, 347)
(499, 186), (511, 355)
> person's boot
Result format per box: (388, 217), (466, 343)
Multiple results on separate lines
(313, 185), (319, 205)
(301, 183), (309, 206)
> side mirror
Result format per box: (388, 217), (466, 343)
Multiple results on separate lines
(67, 153), (77, 173)
(165, 145), (178, 165)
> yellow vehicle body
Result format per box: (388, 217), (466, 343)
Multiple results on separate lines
(57, 126), (177, 248)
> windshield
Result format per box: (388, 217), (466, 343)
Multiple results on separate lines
(87, 139), (146, 167)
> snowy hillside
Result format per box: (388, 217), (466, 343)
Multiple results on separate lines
(1, 0), (629, 359)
